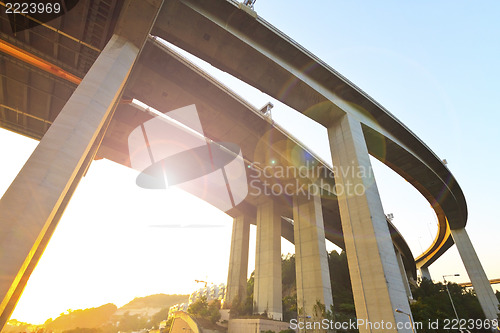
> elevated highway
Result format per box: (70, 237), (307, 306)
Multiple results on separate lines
(1, 0), (498, 331)
(458, 278), (500, 288)
(0, 0), (456, 273)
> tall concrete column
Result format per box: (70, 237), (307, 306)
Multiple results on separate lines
(451, 228), (499, 321)
(418, 266), (432, 281)
(395, 249), (413, 301)
(0, 1), (163, 328)
(254, 200), (282, 320)
(328, 114), (413, 332)
(293, 192), (333, 331)
(226, 215), (250, 306)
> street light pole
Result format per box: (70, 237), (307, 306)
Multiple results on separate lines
(395, 308), (416, 333)
(443, 274), (460, 322)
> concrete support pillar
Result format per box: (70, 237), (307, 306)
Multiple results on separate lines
(293, 192), (333, 332)
(418, 266), (432, 281)
(226, 215), (250, 306)
(327, 114), (413, 332)
(0, 1), (163, 328)
(451, 228), (499, 321)
(395, 249), (413, 301)
(254, 201), (282, 320)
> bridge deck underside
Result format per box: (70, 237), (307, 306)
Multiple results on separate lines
(0, 0), (439, 279)
(0, 0), (122, 140)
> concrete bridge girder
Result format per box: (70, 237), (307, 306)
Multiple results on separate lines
(225, 215), (251, 306)
(293, 192), (333, 323)
(328, 114), (413, 332)
(253, 200), (283, 320)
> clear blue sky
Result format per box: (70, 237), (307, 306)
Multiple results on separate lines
(1, 0), (499, 324)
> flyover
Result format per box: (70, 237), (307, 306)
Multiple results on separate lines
(0, 0), (498, 331)
(459, 279), (500, 289)
(0, 27), (417, 330)
(150, 0), (498, 324)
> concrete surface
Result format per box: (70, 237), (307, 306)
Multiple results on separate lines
(225, 215), (250, 305)
(328, 114), (412, 332)
(253, 201), (282, 320)
(293, 192), (333, 330)
(451, 228), (500, 321)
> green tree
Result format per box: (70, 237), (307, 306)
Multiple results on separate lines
(229, 293), (252, 318)
(281, 254), (297, 321)
(327, 250), (357, 331)
(280, 250), (358, 330)
(231, 250), (495, 332)
(411, 279), (488, 332)
(187, 297), (221, 324)
(229, 273), (254, 318)
(281, 254), (296, 287)
(282, 294), (297, 322)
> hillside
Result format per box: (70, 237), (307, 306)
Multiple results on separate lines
(44, 303), (117, 331)
(4, 294), (190, 333)
(114, 294), (189, 317)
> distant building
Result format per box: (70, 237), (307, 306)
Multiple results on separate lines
(168, 283), (226, 318)
(167, 303), (188, 318)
